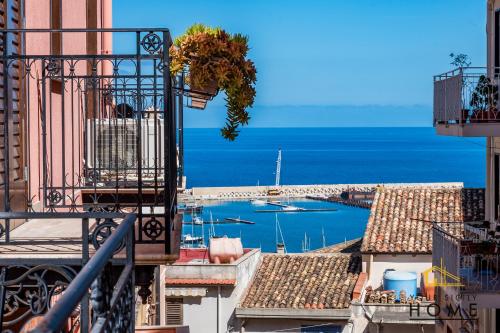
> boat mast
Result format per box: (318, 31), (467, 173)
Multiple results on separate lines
(322, 227), (326, 248)
(275, 149), (282, 186)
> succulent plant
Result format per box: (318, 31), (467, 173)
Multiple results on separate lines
(170, 24), (257, 140)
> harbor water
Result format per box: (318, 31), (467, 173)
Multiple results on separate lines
(183, 199), (369, 253)
(183, 127), (485, 252)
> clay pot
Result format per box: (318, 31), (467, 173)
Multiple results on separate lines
(189, 79), (218, 110)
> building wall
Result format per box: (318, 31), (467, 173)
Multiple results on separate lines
(365, 323), (433, 333)
(241, 318), (346, 333)
(486, 0), (500, 224)
(362, 254), (432, 290)
(178, 250), (261, 333)
(22, 0), (111, 209)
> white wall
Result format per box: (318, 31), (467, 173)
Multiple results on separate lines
(180, 250), (261, 333)
(365, 323), (433, 333)
(242, 318), (346, 333)
(362, 254), (432, 290)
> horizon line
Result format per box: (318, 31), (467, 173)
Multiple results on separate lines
(184, 125), (434, 129)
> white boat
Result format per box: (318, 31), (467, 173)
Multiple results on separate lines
(182, 234), (204, 244)
(193, 216), (204, 225)
(250, 198), (267, 206)
(282, 205), (302, 211)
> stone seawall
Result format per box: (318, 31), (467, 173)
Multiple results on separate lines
(183, 182), (464, 201)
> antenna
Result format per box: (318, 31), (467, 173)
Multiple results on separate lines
(275, 149), (282, 186)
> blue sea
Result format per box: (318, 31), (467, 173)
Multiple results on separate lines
(184, 127), (485, 188)
(182, 127), (485, 252)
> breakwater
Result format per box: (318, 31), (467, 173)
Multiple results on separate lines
(181, 182), (463, 201)
(306, 195), (372, 209)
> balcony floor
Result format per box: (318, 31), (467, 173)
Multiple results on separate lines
(0, 214), (182, 265)
(0, 218), (97, 264)
(436, 123), (500, 137)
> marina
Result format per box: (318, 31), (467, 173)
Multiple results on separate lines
(254, 208), (338, 213)
(224, 218), (256, 224)
(180, 198), (370, 252)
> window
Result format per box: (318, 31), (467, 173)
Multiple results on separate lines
(165, 298), (183, 325)
(300, 324), (341, 333)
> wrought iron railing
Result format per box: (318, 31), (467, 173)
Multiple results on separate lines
(434, 67), (500, 125)
(0, 212), (135, 332)
(1, 28), (181, 254)
(432, 222), (500, 293)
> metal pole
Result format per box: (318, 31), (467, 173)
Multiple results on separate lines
(80, 217), (90, 333)
(177, 74), (184, 189)
(0, 268), (7, 328)
(162, 31), (172, 255)
(136, 31), (143, 242)
(2, 32), (11, 239)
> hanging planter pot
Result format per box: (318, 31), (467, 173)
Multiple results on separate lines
(170, 24), (257, 140)
(189, 79), (218, 110)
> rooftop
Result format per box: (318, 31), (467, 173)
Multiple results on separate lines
(240, 253), (361, 310)
(361, 187), (484, 254)
(311, 238), (362, 254)
(164, 248), (261, 286)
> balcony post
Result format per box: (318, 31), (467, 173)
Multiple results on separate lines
(178, 74), (184, 189)
(162, 30), (173, 254)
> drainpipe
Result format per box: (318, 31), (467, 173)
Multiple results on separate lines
(101, 0), (112, 75)
(342, 320), (354, 333)
(240, 319), (246, 333)
(159, 265), (166, 325)
(217, 286), (221, 333)
(368, 254), (373, 280)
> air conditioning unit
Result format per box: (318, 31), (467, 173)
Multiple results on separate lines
(86, 118), (165, 180)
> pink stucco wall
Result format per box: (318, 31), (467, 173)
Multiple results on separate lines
(23, 0), (112, 210)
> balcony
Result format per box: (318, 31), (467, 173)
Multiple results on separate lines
(432, 222), (500, 306)
(0, 28), (182, 264)
(0, 27), (184, 332)
(433, 67), (500, 136)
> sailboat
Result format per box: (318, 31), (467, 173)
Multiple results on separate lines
(275, 214), (287, 253)
(301, 232), (311, 252)
(181, 211), (205, 248)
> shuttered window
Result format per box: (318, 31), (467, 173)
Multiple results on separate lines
(165, 298), (183, 325)
(0, 0), (25, 211)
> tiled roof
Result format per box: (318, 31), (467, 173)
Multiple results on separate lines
(361, 187), (485, 254)
(311, 238), (362, 254)
(165, 278), (236, 286)
(240, 254), (361, 309)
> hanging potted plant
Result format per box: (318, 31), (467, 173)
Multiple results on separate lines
(170, 24), (257, 140)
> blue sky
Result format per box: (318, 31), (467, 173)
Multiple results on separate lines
(114, 0), (486, 127)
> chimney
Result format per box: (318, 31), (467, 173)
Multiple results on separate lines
(276, 243), (285, 254)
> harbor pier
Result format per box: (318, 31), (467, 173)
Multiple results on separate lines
(181, 182), (463, 202)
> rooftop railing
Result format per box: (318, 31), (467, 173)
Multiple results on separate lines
(432, 222), (499, 293)
(433, 67), (500, 125)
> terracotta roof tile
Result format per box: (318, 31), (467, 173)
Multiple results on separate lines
(311, 238), (362, 254)
(241, 254), (361, 309)
(361, 187), (484, 254)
